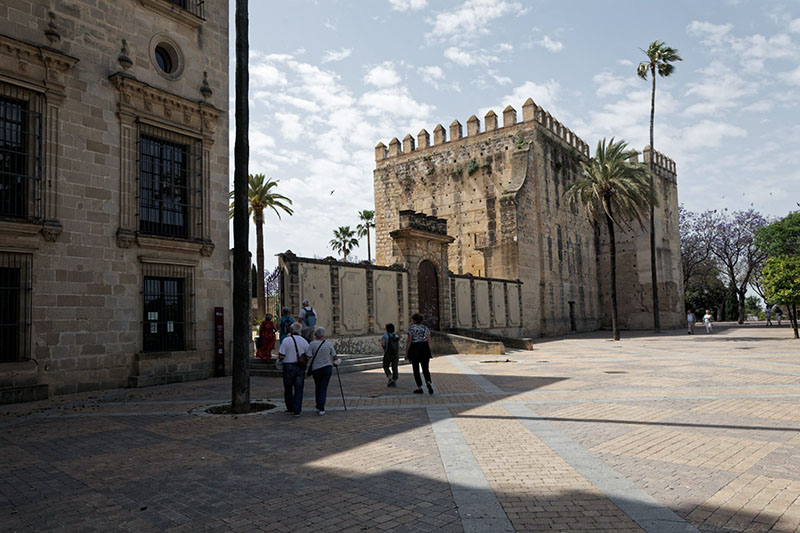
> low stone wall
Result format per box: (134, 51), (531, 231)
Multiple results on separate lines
(329, 332), (504, 356)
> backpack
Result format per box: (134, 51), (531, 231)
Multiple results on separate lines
(280, 317), (293, 335)
(385, 333), (399, 356)
(303, 307), (316, 327)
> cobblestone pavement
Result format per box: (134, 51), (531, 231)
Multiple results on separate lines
(2, 323), (799, 532)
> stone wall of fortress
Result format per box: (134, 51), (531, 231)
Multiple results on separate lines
(0, 0), (230, 400)
(374, 98), (683, 336)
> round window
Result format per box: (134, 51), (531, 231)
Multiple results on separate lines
(154, 45), (174, 74)
(149, 35), (185, 80)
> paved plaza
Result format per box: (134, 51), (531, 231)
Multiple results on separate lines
(2, 324), (799, 532)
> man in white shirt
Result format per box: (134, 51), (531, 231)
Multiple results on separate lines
(279, 322), (310, 417)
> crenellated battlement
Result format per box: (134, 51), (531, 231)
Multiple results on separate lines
(642, 146), (677, 175)
(375, 98), (590, 162)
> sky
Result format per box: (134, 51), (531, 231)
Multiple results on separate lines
(228, 0), (800, 271)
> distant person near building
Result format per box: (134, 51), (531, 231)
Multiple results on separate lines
(279, 307), (294, 343)
(256, 313), (276, 361)
(406, 313), (434, 395)
(773, 305), (783, 326)
(687, 310), (696, 335)
(765, 304), (772, 326)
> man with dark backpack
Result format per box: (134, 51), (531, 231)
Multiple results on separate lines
(299, 299), (317, 327)
(381, 323), (400, 387)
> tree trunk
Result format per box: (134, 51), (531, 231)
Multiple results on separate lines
(231, 0), (250, 414)
(255, 208), (265, 319)
(791, 304), (799, 339)
(366, 226), (371, 263)
(648, 65), (661, 333)
(606, 210), (620, 341)
(737, 288), (746, 324)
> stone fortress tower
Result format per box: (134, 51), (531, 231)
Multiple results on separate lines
(0, 0), (230, 402)
(373, 98), (683, 338)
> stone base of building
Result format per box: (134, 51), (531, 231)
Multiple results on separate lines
(0, 384), (49, 405)
(128, 351), (213, 389)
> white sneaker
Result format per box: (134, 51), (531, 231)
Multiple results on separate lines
(318, 410), (325, 416)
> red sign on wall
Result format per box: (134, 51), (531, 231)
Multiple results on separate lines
(214, 307), (225, 377)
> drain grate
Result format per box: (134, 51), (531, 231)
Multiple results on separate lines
(479, 359), (516, 364)
(603, 371), (628, 374)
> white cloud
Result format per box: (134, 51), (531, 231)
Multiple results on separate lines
(275, 113), (303, 142)
(682, 120), (746, 148)
(418, 65), (460, 92)
(359, 86), (435, 119)
(791, 18), (800, 33)
(496, 42), (514, 53)
(428, 0), (526, 41)
(321, 48), (352, 63)
(536, 35), (563, 53)
(592, 71), (638, 97)
(781, 64), (800, 85)
(388, 0), (427, 11)
(684, 61), (758, 115)
(444, 46), (498, 67)
(687, 20), (798, 73)
(616, 59), (633, 67)
(743, 100), (773, 112)
(490, 71), (512, 85)
(498, 80), (562, 116)
(363, 62), (402, 87)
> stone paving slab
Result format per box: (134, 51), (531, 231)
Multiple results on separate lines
(1, 323), (799, 531)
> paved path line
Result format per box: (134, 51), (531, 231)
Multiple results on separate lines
(445, 355), (505, 394)
(505, 402), (699, 533)
(427, 406), (514, 533)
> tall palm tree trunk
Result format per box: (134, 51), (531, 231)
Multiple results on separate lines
(605, 205), (620, 341)
(254, 208), (265, 319)
(648, 66), (661, 333)
(366, 226), (371, 263)
(231, 0), (250, 413)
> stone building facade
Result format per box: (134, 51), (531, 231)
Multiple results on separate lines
(374, 98), (683, 337)
(0, 0), (230, 402)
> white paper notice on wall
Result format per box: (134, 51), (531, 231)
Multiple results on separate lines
(148, 312), (158, 321)
(167, 321), (174, 332)
(150, 322), (157, 333)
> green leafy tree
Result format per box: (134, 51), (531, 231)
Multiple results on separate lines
(761, 256), (800, 338)
(330, 226), (359, 262)
(565, 138), (655, 341)
(229, 174), (293, 320)
(754, 212), (800, 257)
(356, 209), (375, 263)
(638, 40), (682, 333)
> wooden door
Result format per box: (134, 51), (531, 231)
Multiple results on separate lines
(417, 260), (440, 330)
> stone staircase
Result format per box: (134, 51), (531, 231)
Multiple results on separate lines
(249, 354), (407, 377)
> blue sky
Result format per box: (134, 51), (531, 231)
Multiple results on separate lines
(229, 0), (800, 269)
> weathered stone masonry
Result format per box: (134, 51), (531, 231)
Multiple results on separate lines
(374, 98), (683, 337)
(0, 0), (230, 401)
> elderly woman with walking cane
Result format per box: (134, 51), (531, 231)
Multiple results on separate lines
(304, 327), (339, 416)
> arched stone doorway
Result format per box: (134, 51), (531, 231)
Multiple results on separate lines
(418, 260), (440, 330)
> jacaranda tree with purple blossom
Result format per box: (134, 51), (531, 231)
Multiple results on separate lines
(706, 209), (769, 324)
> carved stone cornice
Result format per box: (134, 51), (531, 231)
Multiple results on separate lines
(135, 235), (212, 256)
(109, 72), (222, 141)
(0, 33), (79, 97)
(137, 0), (205, 29)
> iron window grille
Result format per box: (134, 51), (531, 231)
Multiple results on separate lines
(142, 262), (195, 352)
(137, 123), (203, 240)
(0, 251), (32, 363)
(166, 0), (205, 18)
(0, 82), (43, 221)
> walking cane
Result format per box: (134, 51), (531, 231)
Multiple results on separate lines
(335, 362), (347, 411)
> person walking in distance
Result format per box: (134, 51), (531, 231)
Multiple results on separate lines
(686, 310), (696, 335)
(305, 327), (338, 415)
(278, 322), (310, 417)
(765, 304), (772, 326)
(773, 304), (783, 326)
(278, 307), (294, 344)
(299, 300), (317, 342)
(406, 313), (434, 395)
(703, 309), (714, 334)
(381, 323), (400, 387)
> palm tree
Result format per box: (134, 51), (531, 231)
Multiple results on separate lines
(330, 226), (359, 262)
(231, 0), (250, 413)
(229, 174), (293, 319)
(565, 138), (655, 341)
(637, 40), (681, 333)
(356, 209), (375, 263)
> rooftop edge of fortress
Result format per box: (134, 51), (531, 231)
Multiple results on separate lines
(374, 97), (677, 175)
(375, 98), (589, 163)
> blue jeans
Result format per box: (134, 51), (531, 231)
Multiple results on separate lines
(312, 365), (333, 411)
(282, 363), (305, 414)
